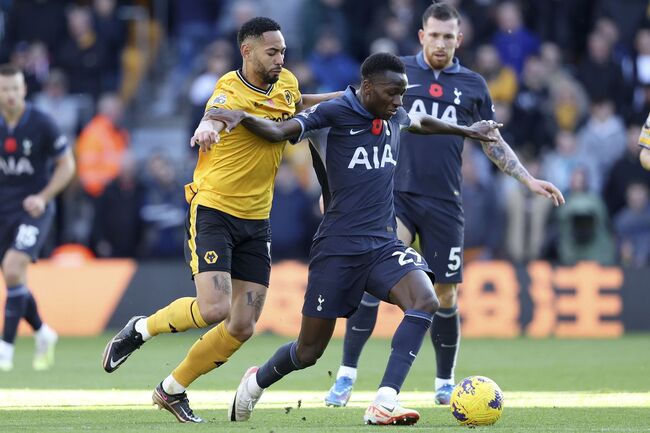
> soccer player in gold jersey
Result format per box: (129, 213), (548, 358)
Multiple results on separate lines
(640, 113), (650, 170)
(102, 17), (341, 423)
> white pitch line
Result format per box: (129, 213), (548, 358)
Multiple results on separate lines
(1, 390), (649, 410)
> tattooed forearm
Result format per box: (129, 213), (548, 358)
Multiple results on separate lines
(481, 137), (533, 184)
(246, 290), (267, 320)
(212, 273), (232, 295)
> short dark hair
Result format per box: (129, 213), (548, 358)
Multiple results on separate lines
(361, 52), (405, 80)
(0, 64), (22, 76)
(422, 1), (461, 27)
(237, 17), (282, 47)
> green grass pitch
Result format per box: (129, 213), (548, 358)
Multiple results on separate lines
(1, 332), (650, 432)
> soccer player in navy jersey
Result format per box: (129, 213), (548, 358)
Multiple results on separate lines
(208, 52), (498, 425)
(0, 64), (75, 371)
(324, 2), (565, 407)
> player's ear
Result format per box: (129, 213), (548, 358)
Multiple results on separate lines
(361, 79), (373, 97)
(240, 42), (252, 60)
(456, 32), (464, 49)
(418, 28), (425, 46)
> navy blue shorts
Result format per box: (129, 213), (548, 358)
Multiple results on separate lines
(395, 192), (464, 284)
(0, 206), (54, 261)
(302, 236), (434, 319)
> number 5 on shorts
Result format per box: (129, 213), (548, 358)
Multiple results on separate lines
(447, 246), (461, 273)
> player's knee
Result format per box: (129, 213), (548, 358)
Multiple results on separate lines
(226, 319), (255, 342)
(1, 264), (25, 287)
(2, 255), (27, 286)
(197, 300), (230, 325)
(413, 289), (439, 315)
(295, 343), (325, 367)
(435, 284), (457, 308)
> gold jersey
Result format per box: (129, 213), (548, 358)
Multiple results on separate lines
(186, 68), (301, 219)
(640, 113), (650, 150)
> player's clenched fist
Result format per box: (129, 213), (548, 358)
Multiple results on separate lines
(23, 194), (47, 218)
(190, 127), (221, 153)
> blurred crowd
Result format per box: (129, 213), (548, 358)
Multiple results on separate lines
(1, 0), (650, 267)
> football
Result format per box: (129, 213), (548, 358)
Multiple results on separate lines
(450, 376), (504, 426)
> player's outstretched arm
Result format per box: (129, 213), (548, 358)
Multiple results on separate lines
(480, 128), (565, 207)
(23, 149), (75, 218)
(641, 147), (650, 170)
(204, 107), (302, 143)
(296, 92), (344, 111)
(407, 113), (498, 142)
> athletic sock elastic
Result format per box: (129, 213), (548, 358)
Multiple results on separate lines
(146, 297), (208, 337)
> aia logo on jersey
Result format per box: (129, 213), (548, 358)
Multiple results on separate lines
(4, 137), (17, 153)
(429, 84), (443, 98)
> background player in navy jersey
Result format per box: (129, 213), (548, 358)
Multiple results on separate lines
(208, 52), (498, 426)
(324, 2), (565, 407)
(0, 64), (75, 371)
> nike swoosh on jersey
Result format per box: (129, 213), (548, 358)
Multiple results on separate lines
(349, 128), (367, 135)
(406, 84), (422, 89)
(445, 271), (459, 277)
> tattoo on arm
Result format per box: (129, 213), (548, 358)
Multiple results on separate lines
(212, 274), (232, 295)
(481, 136), (532, 184)
(246, 290), (266, 319)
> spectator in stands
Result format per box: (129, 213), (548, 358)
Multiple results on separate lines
(9, 42), (49, 98)
(140, 153), (186, 258)
(461, 144), (502, 262)
(510, 56), (554, 156)
(594, 16), (634, 84)
(93, 152), (145, 258)
(503, 156), (553, 263)
(576, 98), (626, 190)
(270, 162), (320, 262)
(187, 40), (233, 146)
(543, 130), (600, 195)
(33, 69), (80, 142)
(58, 5), (107, 102)
(381, 14), (420, 56)
(285, 61), (318, 94)
(492, 1), (540, 78)
(301, 0), (350, 58)
(92, 0), (126, 93)
(576, 31), (626, 111)
(308, 29), (359, 92)
(473, 44), (518, 104)
(614, 182), (650, 267)
(547, 76), (589, 132)
(556, 167), (616, 265)
(604, 123), (650, 215)
(0, 0), (67, 63)
(76, 93), (128, 199)
(172, 0), (221, 93)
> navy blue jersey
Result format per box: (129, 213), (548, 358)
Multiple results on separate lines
(293, 86), (411, 244)
(395, 53), (494, 202)
(0, 105), (68, 214)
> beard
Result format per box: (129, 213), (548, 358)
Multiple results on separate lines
(264, 72), (280, 84)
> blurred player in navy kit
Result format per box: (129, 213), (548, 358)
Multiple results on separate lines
(324, 2), (565, 407)
(0, 64), (75, 371)
(209, 52), (499, 425)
